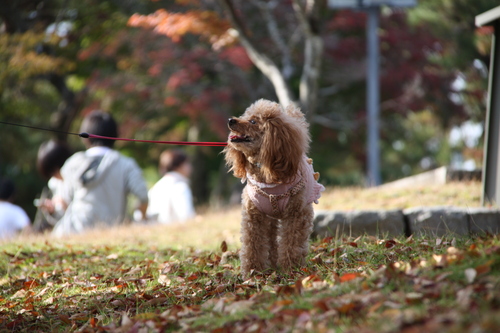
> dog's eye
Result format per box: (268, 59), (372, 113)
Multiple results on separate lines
(249, 119), (257, 125)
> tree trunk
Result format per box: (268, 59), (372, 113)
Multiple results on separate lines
(219, 0), (325, 118)
(292, 0), (325, 118)
(219, 0), (296, 107)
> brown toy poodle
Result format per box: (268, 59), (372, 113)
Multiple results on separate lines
(223, 99), (325, 275)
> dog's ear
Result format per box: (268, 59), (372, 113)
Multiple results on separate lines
(223, 145), (247, 179)
(260, 114), (306, 183)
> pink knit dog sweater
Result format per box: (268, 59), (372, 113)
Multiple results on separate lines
(245, 155), (325, 217)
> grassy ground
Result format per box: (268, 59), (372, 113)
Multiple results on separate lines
(316, 181), (483, 211)
(2, 181), (499, 332)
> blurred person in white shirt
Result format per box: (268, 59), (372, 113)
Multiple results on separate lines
(0, 178), (31, 241)
(146, 149), (195, 224)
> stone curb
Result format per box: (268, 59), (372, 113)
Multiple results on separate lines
(313, 207), (500, 238)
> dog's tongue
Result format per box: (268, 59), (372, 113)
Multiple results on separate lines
(230, 135), (243, 140)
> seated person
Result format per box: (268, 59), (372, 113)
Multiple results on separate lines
(52, 110), (149, 236)
(34, 140), (73, 231)
(0, 178), (31, 241)
(146, 149), (195, 224)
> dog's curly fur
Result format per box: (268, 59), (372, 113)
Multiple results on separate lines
(223, 99), (322, 275)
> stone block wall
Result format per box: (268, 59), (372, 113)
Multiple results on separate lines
(313, 207), (500, 238)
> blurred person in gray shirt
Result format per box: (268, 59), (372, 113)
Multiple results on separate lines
(52, 110), (148, 236)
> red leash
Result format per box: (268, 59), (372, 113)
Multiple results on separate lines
(79, 133), (228, 147)
(0, 121), (228, 147)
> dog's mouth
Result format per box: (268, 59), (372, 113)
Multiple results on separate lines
(229, 134), (251, 143)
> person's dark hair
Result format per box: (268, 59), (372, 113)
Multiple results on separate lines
(37, 140), (73, 179)
(0, 178), (15, 201)
(80, 110), (118, 148)
(159, 149), (188, 176)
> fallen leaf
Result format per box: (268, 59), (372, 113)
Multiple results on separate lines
(7, 317), (25, 329)
(212, 298), (226, 313)
(158, 274), (171, 286)
(405, 292), (423, 304)
(435, 272), (452, 282)
(121, 312), (132, 327)
(337, 302), (356, 314)
(110, 299), (126, 307)
(381, 308), (403, 324)
(384, 240), (397, 249)
(475, 261), (492, 276)
(275, 285), (298, 296)
(35, 287), (49, 297)
(23, 280), (39, 290)
(124, 266), (142, 276)
(140, 297), (169, 307)
(295, 311), (312, 326)
(383, 301), (402, 309)
(186, 274), (198, 281)
(368, 301), (384, 314)
(311, 253), (323, 264)
(270, 299), (294, 308)
(314, 299), (332, 312)
(133, 312), (158, 320)
(225, 300), (254, 315)
(59, 314), (72, 324)
(295, 278), (304, 295)
(432, 254), (447, 267)
(110, 285), (125, 293)
(11, 290), (27, 299)
(70, 313), (89, 321)
(457, 286), (474, 308)
(485, 246), (500, 255)
(340, 273), (360, 283)
(301, 274), (321, 288)
(402, 308), (425, 325)
(321, 236), (334, 243)
(464, 268), (476, 284)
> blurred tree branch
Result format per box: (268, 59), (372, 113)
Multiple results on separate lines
(218, 0), (296, 109)
(218, 0), (326, 117)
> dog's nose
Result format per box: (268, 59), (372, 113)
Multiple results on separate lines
(228, 118), (237, 125)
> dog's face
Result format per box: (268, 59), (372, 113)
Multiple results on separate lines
(227, 109), (269, 156)
(224, 99), (310, 184)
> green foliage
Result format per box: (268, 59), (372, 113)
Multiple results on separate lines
(382, 110), (451, 180)
(408, 0), (492, 122)
(409, 0), (497, 69)
(0, 32), (74, 86)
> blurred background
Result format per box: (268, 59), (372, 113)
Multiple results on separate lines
(0, 0), (494, 220)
